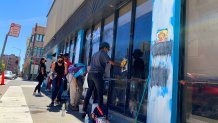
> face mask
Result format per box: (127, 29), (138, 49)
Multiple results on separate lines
(58, 60), (63, 63)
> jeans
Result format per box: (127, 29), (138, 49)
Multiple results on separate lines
(51, 77), (64, 102)
(34, 79), (43, 93)
(83, 72), (104, 113)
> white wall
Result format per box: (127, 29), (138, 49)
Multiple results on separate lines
(44, 0), (84, 46)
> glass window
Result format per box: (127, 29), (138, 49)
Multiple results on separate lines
(92, 23), (101, 56)
(33, 47), (37, 56)
(103, 14), (114, 78)
(39, 48), (42, 57)
(83, 29), (92, 65)
(110, 2), (132, 112)
(60, 42), (65, 54)
(182, 1), (218, 122)
(37, 34), (41, 41)
(64, 40), (68, 54)
(103, 14), (114, 57)
(41, 35), (44, 42)
(37, 47), (41, 57)
(65, 38), (70, 54)
(128, 0), (152, 120)
(31, 35), (34, 42)
(69, 37), (76, 63)
(42, 48), (44, 56)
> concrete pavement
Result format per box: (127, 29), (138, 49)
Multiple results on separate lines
(0, 78), (133, 123)
(0, 86), (33, 123)
(0, 78), (83, 123)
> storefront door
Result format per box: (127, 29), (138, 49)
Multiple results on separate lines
(180, 0), (218, 122)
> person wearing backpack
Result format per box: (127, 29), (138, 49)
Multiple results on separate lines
(68, 63), (87, 111)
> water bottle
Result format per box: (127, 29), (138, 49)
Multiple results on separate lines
(61, 103), (66, 117)
(66, 102), (69, 110)
(84, 114), (89, 123)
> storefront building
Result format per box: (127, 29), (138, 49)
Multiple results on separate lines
(44, 0), (218, 122)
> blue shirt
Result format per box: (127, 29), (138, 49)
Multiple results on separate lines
(90, 50), (111, 74)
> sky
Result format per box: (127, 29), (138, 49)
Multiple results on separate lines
(0, 0), (53, 71)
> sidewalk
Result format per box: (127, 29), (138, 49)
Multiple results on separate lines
(0, 78), (9, 100)
(26, 83), (134, 123)
(0, 79), (135, 123)
(0, 86), (33, 123)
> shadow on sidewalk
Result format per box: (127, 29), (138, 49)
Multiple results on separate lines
(40, 86), (84, 122)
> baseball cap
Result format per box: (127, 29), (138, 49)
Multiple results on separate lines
(100, 42), (110, 50)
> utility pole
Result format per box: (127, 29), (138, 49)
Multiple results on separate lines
(0, 33), (9, 72)
(28, 23), (37, 80)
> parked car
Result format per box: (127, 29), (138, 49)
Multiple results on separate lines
(4, 70), (14, 80)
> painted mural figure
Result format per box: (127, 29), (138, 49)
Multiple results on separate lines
(150, 29), (173, 88)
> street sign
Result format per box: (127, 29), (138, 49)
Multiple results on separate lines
(8, 23), (21, 37)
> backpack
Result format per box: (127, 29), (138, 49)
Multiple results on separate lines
(91, 106), (108, 121)
(68, 63), (87, 78)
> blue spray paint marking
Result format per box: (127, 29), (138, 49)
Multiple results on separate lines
(169, 99), (172, 110)
(161, 87), (168, 97)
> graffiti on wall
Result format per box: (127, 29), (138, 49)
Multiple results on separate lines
(150, 29), (173, 88)
(147, 0), (179, 123)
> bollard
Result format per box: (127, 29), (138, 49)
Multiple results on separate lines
(0, 71), (5, 85)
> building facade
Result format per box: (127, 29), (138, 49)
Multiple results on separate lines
(3, 54), (20, 74)
(23, 25), (46, 79)
(44, 0), (218, 123)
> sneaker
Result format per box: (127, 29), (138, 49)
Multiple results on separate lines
(56, 98), (63, 104)
(33, 92), (36, 95)
(37, 93), (42, 96)
(48, 102), (54, 107)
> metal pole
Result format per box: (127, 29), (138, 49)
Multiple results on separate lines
(0, 33), (9, 70)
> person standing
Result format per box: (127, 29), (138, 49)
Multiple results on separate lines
(82, 42), (125, 118)
(68, 63), (87, 111)
(33, 57), (47, 96)
(49, 54), (68, 107)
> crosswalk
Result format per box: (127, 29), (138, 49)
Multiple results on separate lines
(0, 86), (33, 123)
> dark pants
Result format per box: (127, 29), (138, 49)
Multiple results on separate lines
(63, 76), (68, 91)
(83, 72), (104, 113)
(34, 78), (44, 93)
(51, 77), (64, 102)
